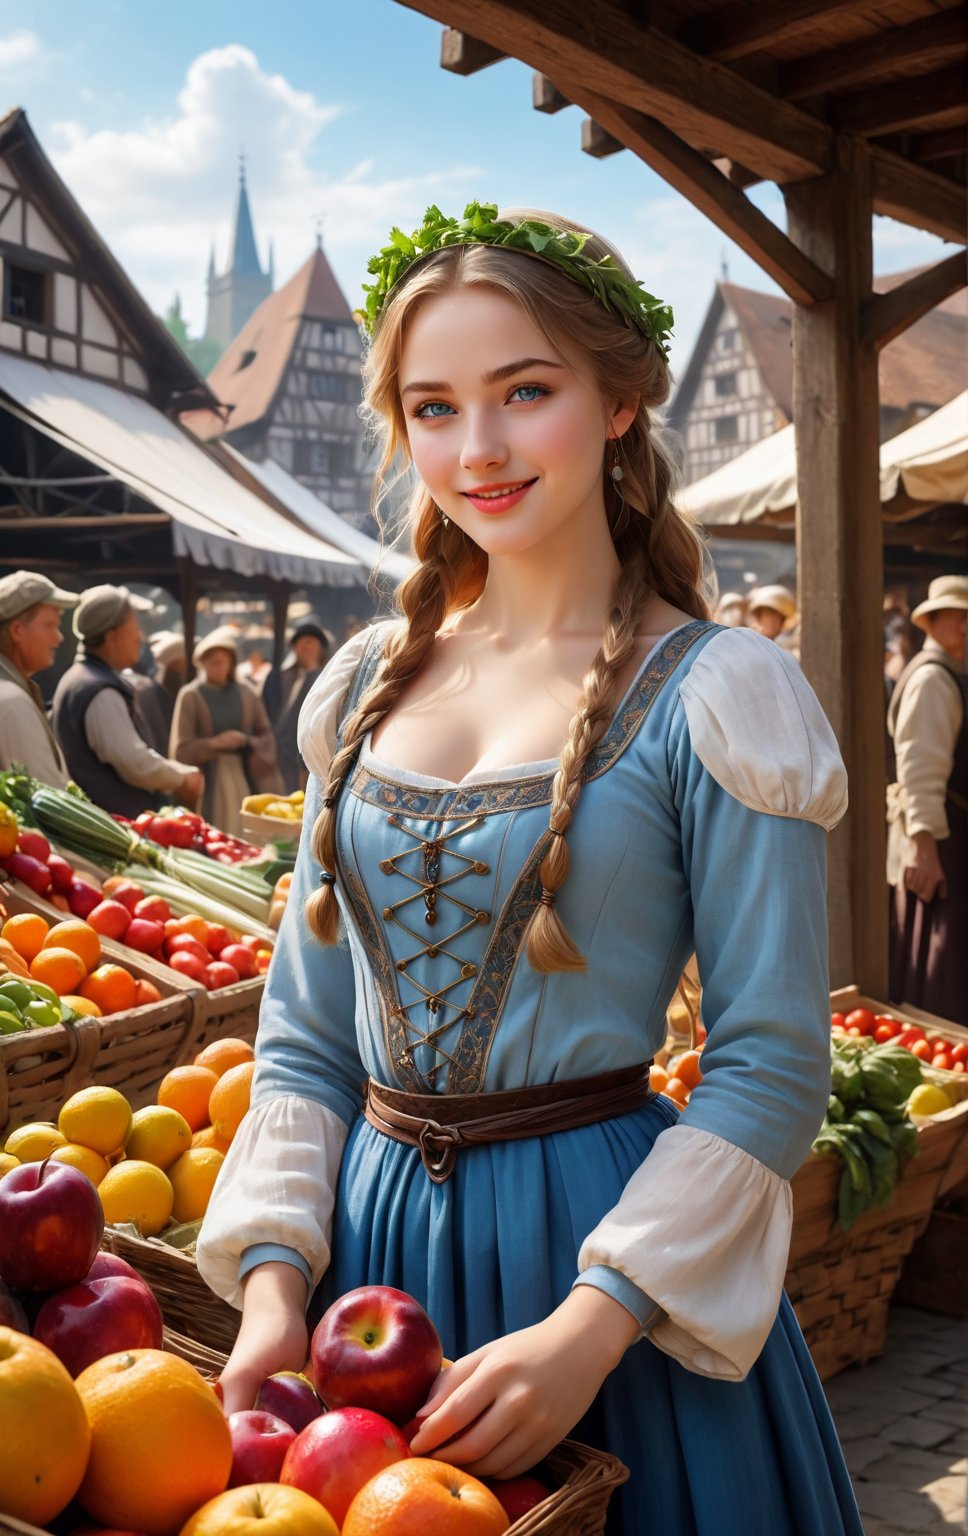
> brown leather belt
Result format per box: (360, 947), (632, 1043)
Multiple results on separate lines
(364, 1063), (654, 1184)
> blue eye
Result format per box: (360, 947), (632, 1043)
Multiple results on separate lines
(509, 384), (548, 403)
(414, 400), (454, 418)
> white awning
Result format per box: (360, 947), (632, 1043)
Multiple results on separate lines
(228, 450), (415, 586)
(681, 391), (967, 527)
(0, 355), (364, 586)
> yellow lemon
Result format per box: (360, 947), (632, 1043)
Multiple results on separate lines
(125, 1105), (193, 1171)
(58, 1086), (132, 1157)
(98, 1160), (174, 1237)
(908, 1083), (952, 1117)
(61, 994), (103, 1018)
(168, 1147), (224, 1223)
(50, 1142), (111, 1186)
(0, 1152), (20, 1178)
(5, 1123), (67, 1161)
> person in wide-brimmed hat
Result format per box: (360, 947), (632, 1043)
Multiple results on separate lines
(169, 626), (280, 837)
(261, 613), (337, 792)
(887, 574), (968, 1024)
(0, 570), (78, 785)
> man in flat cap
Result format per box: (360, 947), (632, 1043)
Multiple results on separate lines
(262, 613), (335, 792)
(52, 584), (202, 817)
(0, 570), (78, 785)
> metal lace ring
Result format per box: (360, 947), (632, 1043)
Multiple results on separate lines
(318, 870), (336, 887)
(539, 888), (556, 907)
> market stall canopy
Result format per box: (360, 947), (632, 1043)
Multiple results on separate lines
(228, 450), (414, 585)
(0, 354), (364, 586)
(681, 392), (968, 527)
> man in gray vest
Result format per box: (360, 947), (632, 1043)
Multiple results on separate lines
(0, 570), (78, 786)
(52, 584), (202, 817)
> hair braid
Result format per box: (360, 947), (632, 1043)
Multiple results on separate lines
(526, 551), (653, 973)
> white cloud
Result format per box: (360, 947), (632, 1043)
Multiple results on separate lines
(0, 29), (42, 73)
(46, 45), (479, 333)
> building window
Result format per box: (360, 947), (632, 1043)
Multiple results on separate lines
(715, 372), (737, 397)
(719, 329), (738, 351)
(308, 442), (332, 475)
(308, 371), (357, 402)
(4, 263), (49, 326)
(715, 416), (738, 443)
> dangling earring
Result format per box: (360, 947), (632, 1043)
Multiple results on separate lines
(609, 441), (624, 483)
(608, 440), (630, 535)
(438, 505), (450, 529)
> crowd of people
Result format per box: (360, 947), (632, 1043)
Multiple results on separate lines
(0, 571), (352, 836)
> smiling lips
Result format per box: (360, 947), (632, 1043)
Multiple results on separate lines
(461, 478), (537, 513)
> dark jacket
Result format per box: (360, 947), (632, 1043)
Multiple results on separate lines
(262, 660), (322, 793)
(51, 655), (162, 816)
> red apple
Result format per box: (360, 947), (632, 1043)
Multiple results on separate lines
(87, 900), (131, 940)
(168, 951), (209, 984)
(133, 895), (171, 925)
(68, 878), (102, 919)
(485, 1474), (553, 1519)
(220, 944), (257, 980)
(166, 933), (211, 965)
(0, 1158), (104, 1291)
(254, 1371), (323, 1433)
(205, 961), (240, 991)
(17, 829), (51, 864)
(0, 1277), (29, 1333)
(34, 1274), (163, 1375)
(228, 1409), (296, 1486)
(47, 853), (74, 895)
(311, 1285), (442, 1426)
(123, 918), (165, 954)
(280, 1407), (410, 1527)
(85, 1252), (144, 1285)
(109, 880), (145, 914)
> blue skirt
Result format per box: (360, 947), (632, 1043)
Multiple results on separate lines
(317, 1097), (863, 1536)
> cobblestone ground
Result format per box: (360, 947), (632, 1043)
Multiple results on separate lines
(824, 1304), (967, 1533)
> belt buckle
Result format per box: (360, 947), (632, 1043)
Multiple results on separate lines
(418, 1119), (463, 1183)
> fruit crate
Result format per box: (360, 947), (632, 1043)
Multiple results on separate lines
(0, 888), (207, 1139)
(240, 808), (301, 846)
(100, 1223), (240, 1354)
(784, 986), (968, 1380)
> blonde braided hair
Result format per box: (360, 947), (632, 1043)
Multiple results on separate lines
(306, 215), (709, 967)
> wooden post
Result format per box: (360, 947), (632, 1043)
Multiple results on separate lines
(270, 583), (290, 669)
(177, 557), (198, 673)
(784, 136), (887, 995)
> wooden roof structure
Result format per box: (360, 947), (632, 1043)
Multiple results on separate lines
(397, 0), (968, 995)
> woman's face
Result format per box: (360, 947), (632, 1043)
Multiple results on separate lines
(201, 648), (233, 685)
(399, 285), (633, 559)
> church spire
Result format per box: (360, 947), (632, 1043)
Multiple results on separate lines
(230, 151), (263, 278)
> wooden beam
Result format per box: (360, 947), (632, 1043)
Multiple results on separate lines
(833, 66), (968, 139)
(399, 0), (833, 182)
(781, 10), (968, 102)
(784, 136), (886, 995)
(687, 0), (871, 63)
(913, 128), (968, 164)
(870, 145), (967, 244)
(532, 73), (569, 113)
(440, 27), (506, 75)
(861, 251), (968, 351)
(712, 158), (762, 190)
(581, 119), (624, 159)
(578, 93), (834, 305)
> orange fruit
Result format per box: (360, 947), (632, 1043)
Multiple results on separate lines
(170, 914), (210, 945)
(663, 1076), (690, 1106)
(30, 945), (87, 996)
(80, 964), (138, 1016)
(76, 1349), (232, 1536)
(0, 1152), (20, 1178)
(168, 1146), (224, 1223)
(671, 1050), (703, 1091)
(0, 937), (30, 976)
(51, 1142), (111, 1186)
(208, 1060), (254, 1144)
(649, 1064), (669, 1092)
(192, 1125), (231, 1153)
(98, 1161), (174, 1237)
(42, 919), (101, 974)
(157, 1065), (218, 1132)
(59, 1086), (133, 1156)
(134, 978), (162, 1007)
(1, 912), (49, 963)
(126, 1105), (193, 1171)
(178, 1482), (340, 1536)
(193, 1036), (255, 1078)
(63, 994), (103, 1018)
(0, 1325), (91, 1525)
(342, 1459), (509, 1536)
(5, 1122), (67, 1161)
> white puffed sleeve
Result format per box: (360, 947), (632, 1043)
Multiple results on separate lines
(678, 627), (848, 830)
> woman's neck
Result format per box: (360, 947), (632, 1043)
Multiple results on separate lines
(460, 516), (622, 642)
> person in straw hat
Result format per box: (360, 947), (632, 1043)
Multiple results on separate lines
(169, 626), (280, 838)
(0, 570), (78, 785)
(887, 575), (968, 1024)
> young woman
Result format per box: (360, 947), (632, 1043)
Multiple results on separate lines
(198, 206), (861, 1534)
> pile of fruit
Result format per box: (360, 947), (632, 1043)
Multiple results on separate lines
(87, 875), (273, 990)
(243, 789), (305, 824)
(1, 1036), (256, 1232)
(832, 1005), (967, 1074)
(1, 909), (152, 1018)
(125, 807), (267, 865)
(649, 1046), (704, 1107)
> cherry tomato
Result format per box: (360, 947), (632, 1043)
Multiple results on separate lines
(845, 1009), (876, 1036)
(951, 1043), (968, 1065)
(874, 1015), (900, 1031)
(926, 1034), (949, 1053)
(874, 1023), (899, 1043)
(910, 1039), (932, 1060)
(931, 1053), (952, 1072)
(897, 1028), (927, 1049)
(831, 1012), (846, 1030)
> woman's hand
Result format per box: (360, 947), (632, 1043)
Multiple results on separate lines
(213, 729), (249, 752)
(217, 1262), (310, 1416)
(409, 1286), (640, 1479)
(904, 830), (947, 904)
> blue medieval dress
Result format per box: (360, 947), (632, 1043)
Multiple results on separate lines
(198, 618), (863, 1535)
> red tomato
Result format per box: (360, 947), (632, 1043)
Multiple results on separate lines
(220, 943), (257, 980)
(926, 1034), (949, 1053)
(831, 1012), (846, 1030)
(910, 1039), (932, 1060)
(931, 1053), (952, 1072)
(874, 1023), (898, 1043)
(845, 1009), (876, 1035)
(204, 960), (240, 990)
(167, 950), (208, 984)
(897, 1028), (927, 1049)
(204, 923), (231, 956)
(165, 933), (211, 965)
(951, 1043), (968, 1065)
(873, 1015), (900, 1033)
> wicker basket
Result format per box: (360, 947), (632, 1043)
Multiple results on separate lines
(100, 1224), (240, 1353)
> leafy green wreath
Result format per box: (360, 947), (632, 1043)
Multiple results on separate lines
(359, 201), (673, 357)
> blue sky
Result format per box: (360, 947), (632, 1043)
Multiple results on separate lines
(0, 1), (953, 372)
